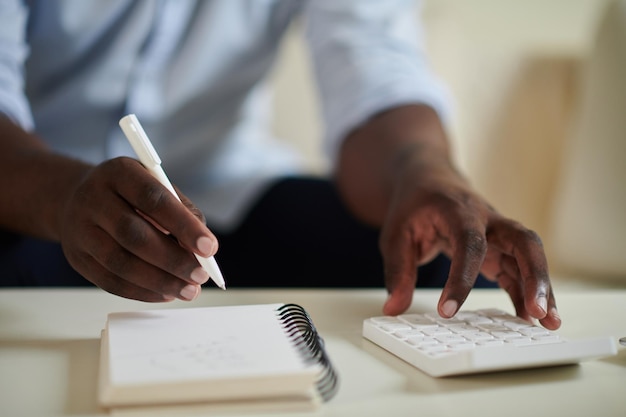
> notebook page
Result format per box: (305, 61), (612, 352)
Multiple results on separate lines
(106, 303), (309, 385)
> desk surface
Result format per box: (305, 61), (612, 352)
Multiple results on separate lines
(1, 287), (624, 417)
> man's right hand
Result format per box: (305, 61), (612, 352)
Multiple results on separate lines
(59, 157), (218, 302)
(1, 117), (218, 301)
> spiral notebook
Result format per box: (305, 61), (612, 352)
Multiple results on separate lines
(98, 303), (338, 413)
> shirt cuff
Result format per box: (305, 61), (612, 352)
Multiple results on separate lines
(0, 90), (34, 131)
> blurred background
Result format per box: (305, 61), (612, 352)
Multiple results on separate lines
(269, 0), (625, 287)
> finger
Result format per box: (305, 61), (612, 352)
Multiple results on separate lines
(487, 221), (561, 329)
(94, 196), (210, 286)
(113, 158), (217, 258)
(500, 252), (521, 278)
(380, 225), (418, 316)
(79, 225), (202, 301)
(482, 241), (537, 321)
(135, 209), (170, 235)
(538, 304), (561, 330)
(178, 189), (208, 224)
(67, 248), (175, 302)
(495, 270), (529, 321)
(495, 254), (529, 320)
(177, 189), (219, 255)
(479, 246), (507, 282)
(438, 226), (488, 318)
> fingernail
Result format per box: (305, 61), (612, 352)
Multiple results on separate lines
(190, 267), (209, 284)
(550, 307), (561, 321)
(180, 284), (199, 300)
(442, 299), (458, 317)
(197, 236), (214, 257)
(537, 296), (548, 315)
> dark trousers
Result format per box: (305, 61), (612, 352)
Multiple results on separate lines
(0, 177), (495, 289)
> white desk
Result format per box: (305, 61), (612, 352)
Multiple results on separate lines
(0, 287), (624, 417)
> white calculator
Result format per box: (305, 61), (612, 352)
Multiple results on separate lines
(363, 308), (617, 377)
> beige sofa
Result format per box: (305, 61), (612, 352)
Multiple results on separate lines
(549, 0), (626, 286)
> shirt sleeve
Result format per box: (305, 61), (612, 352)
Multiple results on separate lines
(0, 0), (34, 130)
(303, 0), (452, 166)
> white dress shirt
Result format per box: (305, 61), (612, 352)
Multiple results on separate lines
(0, 0), (451, 230)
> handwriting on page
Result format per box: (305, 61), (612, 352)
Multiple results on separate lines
(141, 335), (254, 374)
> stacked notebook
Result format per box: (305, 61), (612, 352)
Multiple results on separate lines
(98, 303), (338, 413)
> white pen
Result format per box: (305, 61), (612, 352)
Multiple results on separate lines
(119, 114), (226, 290)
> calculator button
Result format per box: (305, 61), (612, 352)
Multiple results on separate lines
(407, 336), (439, 347)
(435, 334), (467, 344)
(380, 323), (412, 332)
(505, 337), (533, 346)
(448, 324), (481, 334)
(449, 342), (476, 351)
(464, 332), (494, 341)
(418, 344), (449, 354)
(408, 323), (440, 331)
(476, 339), (505, 347)
(398, 314), (431, 325)
(370, 317), (402, 324)
(532, 334), (561, 344)
(477, 323), (509, 332)
(503, 320), (533, 331)
(393, 329), (426, 339)
(422, 327), (453, 336)
(519, 327), (551, 337)
(491, 330), (525, 339)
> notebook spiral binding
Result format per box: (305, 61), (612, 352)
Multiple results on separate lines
(276, 304), (339, 402)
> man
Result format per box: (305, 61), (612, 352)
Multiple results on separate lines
(0, 0), (560, 329)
